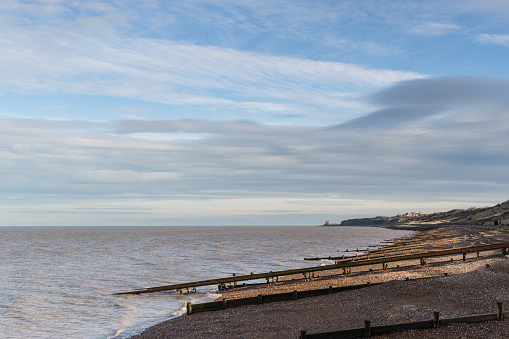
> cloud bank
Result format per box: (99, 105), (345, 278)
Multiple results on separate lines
(2, 76), (508, 225)
(339, 76), (509, 128)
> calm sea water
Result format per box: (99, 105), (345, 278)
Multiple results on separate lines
(0, 226), (412, 339)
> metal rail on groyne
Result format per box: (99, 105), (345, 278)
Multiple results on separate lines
(114, 242), (509, 295)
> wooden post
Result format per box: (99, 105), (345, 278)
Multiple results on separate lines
(300, 330), (306, 339)
(328, 285), (333, 294)
(186, 302), (192, 315)
(222, 298), (228, 309)
(433, 311), (440, 328)
(364, 320), (371, 338)
(462, 253), (466, 261)
(293, 290), (298, 300)
(497, 301), (503, 320)
(258, 294), (263, 304)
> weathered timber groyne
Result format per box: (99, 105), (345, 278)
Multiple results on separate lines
(300, 302), (508, 338)
(114, 242), (509, 295)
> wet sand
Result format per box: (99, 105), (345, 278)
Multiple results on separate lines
(131, 225), (509, 338)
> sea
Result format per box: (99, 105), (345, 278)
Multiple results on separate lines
(0, 226), (413, 339)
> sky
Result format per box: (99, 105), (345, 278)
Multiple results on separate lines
(1, 0), (509, 226)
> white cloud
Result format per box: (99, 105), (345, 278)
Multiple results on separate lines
(474, 33), (509, 46)
(409, 22), (462, 36)
(0, 22), (423, 122)
(452, 0), (509, 17)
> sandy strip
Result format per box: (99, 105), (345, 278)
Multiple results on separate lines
(131, 225), (509, 339)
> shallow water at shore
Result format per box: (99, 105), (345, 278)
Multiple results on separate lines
(0, 226), (412, 338)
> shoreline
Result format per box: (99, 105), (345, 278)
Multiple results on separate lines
(131, 224), (509, 338)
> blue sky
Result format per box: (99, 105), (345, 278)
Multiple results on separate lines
(1, 0), (509, 226)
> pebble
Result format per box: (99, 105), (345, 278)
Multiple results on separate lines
(131, 226), (509, 339)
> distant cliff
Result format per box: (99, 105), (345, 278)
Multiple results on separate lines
(334, 199), (509, 227)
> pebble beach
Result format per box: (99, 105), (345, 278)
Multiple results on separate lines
(131, 225), (509, 338)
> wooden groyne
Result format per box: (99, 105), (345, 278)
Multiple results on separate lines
(185, 275), (454, 315)
(186, 282), (384, 315)
(304, 243), (429, 261)
(300, 302), (507, 338)
(304, 233), (465, 261)
(114, 242), (509, 295)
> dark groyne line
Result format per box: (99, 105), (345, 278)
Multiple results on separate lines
(304, 233), (460, 262)
(301, 303), (508, 338)
(304, 244), (429, 261)
(114, 242), (509, 295)
(186, 281), (385, 315)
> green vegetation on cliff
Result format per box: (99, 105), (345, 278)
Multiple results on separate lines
(334, 200), (509, 227)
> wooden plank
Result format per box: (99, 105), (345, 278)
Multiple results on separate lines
(371, 320), (434, 335)
(304, 245), (426, 261)
(306, 327), (364, 338)
(114, 242), (509, 295)
(189, 300), (223, 313)
(227, 296), (259, 309)
(441, 313), (497, 324)
(317, 242), (509, 267)
(305, 244), (442, 261)
(190, 282), (382, 314)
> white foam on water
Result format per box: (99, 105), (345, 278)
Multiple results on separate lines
(108, 287), (222, 338)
